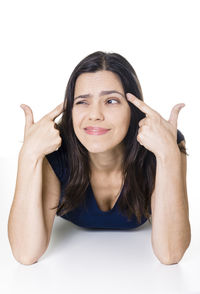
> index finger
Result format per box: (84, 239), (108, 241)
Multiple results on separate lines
(48, 101), (64, 121)
(126, 93), (157, 117)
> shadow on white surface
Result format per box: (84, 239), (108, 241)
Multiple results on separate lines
(1, 152), (199, 294)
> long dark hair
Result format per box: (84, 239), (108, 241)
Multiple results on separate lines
(52, 51), (188, 224)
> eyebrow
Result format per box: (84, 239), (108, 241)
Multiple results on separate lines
(74, 90), (125, 100)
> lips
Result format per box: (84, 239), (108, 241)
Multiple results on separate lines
(84, 127), (110, 135)
(84, 127), (110, 131)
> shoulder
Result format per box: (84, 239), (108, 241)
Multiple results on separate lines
(177, 129), (185, 145)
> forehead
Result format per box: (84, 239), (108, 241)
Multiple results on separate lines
(74, 70), (123, 93)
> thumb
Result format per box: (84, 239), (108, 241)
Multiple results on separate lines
(169, 103), (185, 128)
(20, 104), (34, 132)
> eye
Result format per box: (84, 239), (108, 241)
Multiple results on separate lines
(107, 98), (119, 104)
(75, 98), (120, 105)
(75, 101), (86, 105)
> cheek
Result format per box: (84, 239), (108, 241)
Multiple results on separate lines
(114, 116), (130, 137)
(126, 108), (131, 126)
(119, 120), (130, 132)
(72, 109), (83, 127)
(120, 109), (131, 128)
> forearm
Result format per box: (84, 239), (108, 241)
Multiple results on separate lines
(8, 147), (48, 264)
(151, 146), (191, 264)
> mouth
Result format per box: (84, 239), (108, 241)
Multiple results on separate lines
(84, 128), (110, 135)
(84, 126), (110, 131)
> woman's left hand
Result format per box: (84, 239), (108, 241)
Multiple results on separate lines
(126, 93), (185, 159)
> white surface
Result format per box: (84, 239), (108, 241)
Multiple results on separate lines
(1, 155), (199, 294)
(0, 0), (200, 293)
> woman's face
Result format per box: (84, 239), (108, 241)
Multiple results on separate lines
(72, 70), (131, 153)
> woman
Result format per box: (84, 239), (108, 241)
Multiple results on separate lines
(8, 51), (190, 265)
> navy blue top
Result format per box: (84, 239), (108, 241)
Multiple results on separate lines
(45, 129), (185, 230)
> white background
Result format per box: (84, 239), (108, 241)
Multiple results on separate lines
(0, 0), (199, 293)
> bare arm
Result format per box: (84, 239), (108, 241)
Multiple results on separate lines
(7, 148), (48, 265)
(151, 141), (191, 265)
(7, 100), (64, 265)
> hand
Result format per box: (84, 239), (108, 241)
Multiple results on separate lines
(126, 93), (185, 159)
(20, 101), (65, 160)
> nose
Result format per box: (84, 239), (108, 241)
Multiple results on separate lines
(88, 104), (104, 121)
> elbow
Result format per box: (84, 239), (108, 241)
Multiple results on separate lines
(12, 251), (40, 265)
(14, 255), (39, 265)
(156, 246), (190, 265)
(153, 233), (191, 265)
(20, 259), (39, 266)
(20, 260), (38, 266)
(10, 242), (48, 266)
(158, 256), (180, 265)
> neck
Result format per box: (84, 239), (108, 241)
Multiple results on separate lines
(89, 142), (125, 175)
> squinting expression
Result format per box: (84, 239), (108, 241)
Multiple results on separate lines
(72, 70), (131, 153)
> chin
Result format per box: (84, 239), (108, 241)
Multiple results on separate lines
(82, 141), (121, 154)
(75, 131), (125, 153)
(84, 145), (111, 153)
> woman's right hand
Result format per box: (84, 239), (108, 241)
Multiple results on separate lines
(20, 102), (64, 160)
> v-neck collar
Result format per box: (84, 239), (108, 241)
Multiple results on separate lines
(89, 182), (124, 213)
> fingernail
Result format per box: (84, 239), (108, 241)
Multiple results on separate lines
(21, 104), (27, 110)
(126, 93), (133, 99)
